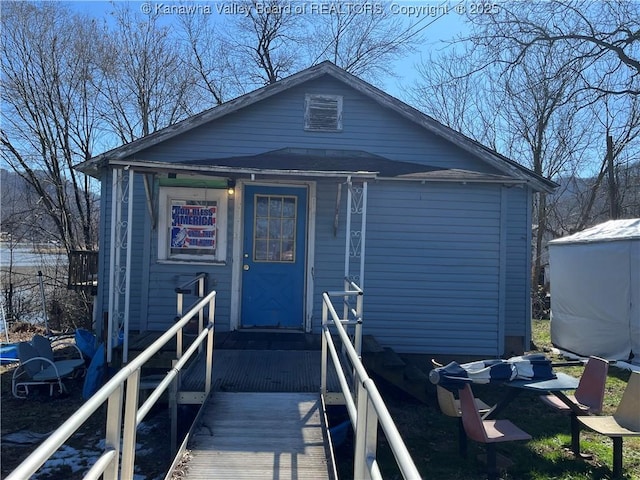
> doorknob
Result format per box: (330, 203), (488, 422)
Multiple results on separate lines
(243, 264), (250, 271)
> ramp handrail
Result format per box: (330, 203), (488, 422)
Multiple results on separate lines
(7, 290), (217, 480)
(321, 280), (421, 480)
(175, 272), (208, 358)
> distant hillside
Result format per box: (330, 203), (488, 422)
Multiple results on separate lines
(547, 161), (640, 236)
(1, 168), (99, 245)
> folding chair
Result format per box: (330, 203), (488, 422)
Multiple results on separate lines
(577, 371), (640, 478)
(459, 383), (531, 480)
(431, 358), (492, 456)
(12, 342), (75, 398)
(540, 356), (609, 455)
(32, 334), (86, 375)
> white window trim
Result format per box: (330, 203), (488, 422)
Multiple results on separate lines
(158, 186), (228, 264)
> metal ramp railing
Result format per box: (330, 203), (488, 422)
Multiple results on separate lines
(320, 279), (421, 480)
(6, 289), (217, 480)
(7, 278), (421, 479)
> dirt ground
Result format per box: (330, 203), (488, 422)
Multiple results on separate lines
(1, 324), (171, 479)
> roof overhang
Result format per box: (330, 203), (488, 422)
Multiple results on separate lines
(102, 158), (377, 180)
(84, 148), (529, 186)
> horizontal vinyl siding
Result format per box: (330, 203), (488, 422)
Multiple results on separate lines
(97, 172), (146, 333)
(144, 263), (233, 332)
(144, 192), (236, 332)
(310, 179), (353, 332)
(504, 187), (531, 338)
(97, 75), (534, 353)
(362, 181), (502, 356)
(128, 179), (147, 331)
(136, 76), (499, 175)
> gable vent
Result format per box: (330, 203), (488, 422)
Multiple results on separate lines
(304, 94), (343, 132)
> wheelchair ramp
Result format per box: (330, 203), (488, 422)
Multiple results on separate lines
(181, 392), (335, 479)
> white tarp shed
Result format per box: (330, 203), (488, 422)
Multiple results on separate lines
(549, 218), (640, 361)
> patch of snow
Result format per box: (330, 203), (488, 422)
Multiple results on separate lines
(6, 414), (170, 479)
(32, 444), (101, 479)
(2, 431), (51, 446)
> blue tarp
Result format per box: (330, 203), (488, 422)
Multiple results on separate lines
(82, 343), (105, 399)
(0, 343), (18, 364)
(75, 329), (98, 360)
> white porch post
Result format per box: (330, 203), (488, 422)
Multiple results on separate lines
(344, 178), (368, 288)
(123, 168), (134, 363)
(107, 167), (132, 363)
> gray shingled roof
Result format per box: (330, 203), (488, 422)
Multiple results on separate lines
(178, 148), (518, 183)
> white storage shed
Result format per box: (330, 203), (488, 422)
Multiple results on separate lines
(549, 219), (640, 361)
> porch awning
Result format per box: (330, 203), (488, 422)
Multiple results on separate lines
(178, 148), (520, 183)
(101, 148), (522, 184)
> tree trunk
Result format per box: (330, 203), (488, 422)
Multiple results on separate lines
(533, 192), (547, 289)
(606, 134), (620, 219)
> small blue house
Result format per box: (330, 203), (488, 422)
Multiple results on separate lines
(78, 62), (556, 362)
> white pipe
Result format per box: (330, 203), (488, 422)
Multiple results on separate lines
(1, 300), (9, 342)
(359, 182), (368, 290)
(344, 177), (352, 280)
(37, 271), (49, 335)
(321, 289), (421, 479)
(106, 159), (377, 179)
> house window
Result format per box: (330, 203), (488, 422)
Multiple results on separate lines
(304, 94), (343, 131)
(158, 186), (228, 263)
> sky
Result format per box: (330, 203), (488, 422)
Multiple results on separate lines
(66, 0), (470, 99)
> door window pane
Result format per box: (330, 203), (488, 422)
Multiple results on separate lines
(283, 198), (296, 217)
(254, 240), (268, 261)
(256, 196), (269, 216)
(253, 195), (297, 262)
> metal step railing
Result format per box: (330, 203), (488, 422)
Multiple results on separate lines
(321, 279), (421, 480)
(6, 289), (217, 480)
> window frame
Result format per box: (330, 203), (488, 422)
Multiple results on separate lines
(252, 194), (298, 263)
(158, 185), (228, 264)
(304, 94), (343, 132)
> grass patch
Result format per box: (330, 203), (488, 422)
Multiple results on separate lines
(3, 321), (638, 479)
(369, 319), (639, 480)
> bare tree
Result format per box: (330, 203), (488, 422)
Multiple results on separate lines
(466, 1), (640, 98)
(563, 93), (640, 230)
(415, 2), (640, 287)
(94, 3), (196, 143)
(221, 0), (307, 87)
(412, 17), (598, 288)
(219, 0), (424, 88)
(410, 48), (499, 148)
(176, 13), (236, 106)
(306, 0), (423, 81)
(1, 2), (99, 254)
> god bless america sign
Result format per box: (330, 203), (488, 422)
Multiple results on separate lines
(170, 203), (217, 252)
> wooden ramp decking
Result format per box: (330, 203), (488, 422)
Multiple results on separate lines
(175, 335), (341, 479)
(181, 391), (336, 479)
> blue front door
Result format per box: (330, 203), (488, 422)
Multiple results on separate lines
(241, 185), (307, 328)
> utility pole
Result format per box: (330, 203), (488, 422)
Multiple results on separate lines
(606, 134), (619, 219)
